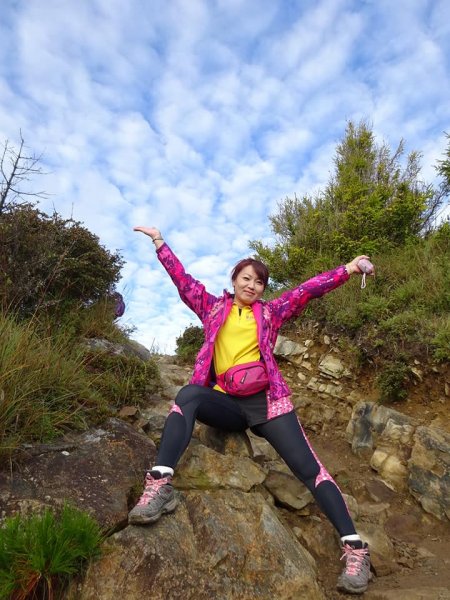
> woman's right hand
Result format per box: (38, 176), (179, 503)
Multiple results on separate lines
(133, 226), (161, 239)
(133, 226), (164, 249)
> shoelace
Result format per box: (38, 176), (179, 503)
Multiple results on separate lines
(340, 544), (369, 576)
(137, 475), (170, 506)
(361, 272), (367, 289)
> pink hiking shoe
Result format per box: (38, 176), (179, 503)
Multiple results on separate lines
(336, 542), (371, 594)
(128, 472), (178, 525)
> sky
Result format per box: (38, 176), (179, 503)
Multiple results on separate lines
(1, 0), (449, 354)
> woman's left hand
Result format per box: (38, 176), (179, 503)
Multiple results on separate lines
(345, 255), (375, 276)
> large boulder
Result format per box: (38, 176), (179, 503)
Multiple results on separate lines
(68, 490), (325, 600)
(0, 419), (155, 528)
(408, 426), (450, 521)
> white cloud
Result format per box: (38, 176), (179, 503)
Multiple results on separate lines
(1, 0), (449, 354)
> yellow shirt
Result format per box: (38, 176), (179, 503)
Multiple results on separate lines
(213, 304), (260, 392)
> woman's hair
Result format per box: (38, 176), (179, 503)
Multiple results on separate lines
(231, 258), (269, 289)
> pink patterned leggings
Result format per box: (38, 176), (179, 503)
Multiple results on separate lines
(157, 384), (356, 537)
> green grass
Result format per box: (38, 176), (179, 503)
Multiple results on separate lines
(0, 311), (162, 460)
(297, 228), (449, 366)
(0, 314), (105, 458)
(0, 504), (103, 600)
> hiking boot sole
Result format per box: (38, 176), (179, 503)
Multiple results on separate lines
(128, 496), (179, 525)
(336, 571), (372, 594)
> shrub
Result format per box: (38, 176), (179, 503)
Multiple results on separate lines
(0, 504), (103, 599)
(84, 350), (162, 408)
(175, 325), (204, 364)
(431, 317), (450, 362)
(376, 361), (412, 403)
(0, 205), (123, 318)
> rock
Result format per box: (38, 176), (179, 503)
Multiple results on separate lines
(318, 354), (351, 379)
(408, 426), (450, 521)
(384, 512), (422, 543)
(264, 468), (313, 510)
(358, 501), (390, 523)
(346, 401), (416, 453)
(175, 443), (266, 491)
(117, 406), (140, 420)
(366, 478), (397, 503)
(70, 491), (325, 600)
(346, 401), (374, 454)
(0, 419), (155, 529)
(274, 335), (307, 362)
(356, 522), (396, 576)
(342, 493), (359, 520)
(83, 337), (152, 362)
(123, 338), (153, 361)
(370, 449), (408, 491)
(196, 426), (251, 457)
(246, 432), (279, 463)
(292, 518), (339, 558)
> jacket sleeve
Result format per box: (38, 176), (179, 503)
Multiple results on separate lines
(156, 243), (219, 322)
(267, 265), (350, 326)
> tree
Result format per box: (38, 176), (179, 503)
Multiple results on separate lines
(436, 132), (450, 202)
(0, 134), (124, 318)
(0, 205), (124, 317)
(0, 133), (48, 215)
(251, 121), (442, 286)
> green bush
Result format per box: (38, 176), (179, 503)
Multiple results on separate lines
(251, 121), (441, 284)
(0, 205), (123, 318)
(431, 317), (450, 362)
(84, 350), (162, 408)
(0, 504), (103, 599)
(376, 361), (412, 403)
(175, 325), (204, 364)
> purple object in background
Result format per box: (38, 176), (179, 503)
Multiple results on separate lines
(114, 292), (125, 318)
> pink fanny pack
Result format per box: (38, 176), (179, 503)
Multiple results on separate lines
(216, 361), (269, 397)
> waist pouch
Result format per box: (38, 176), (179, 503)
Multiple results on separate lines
(216, 361), (269, 397)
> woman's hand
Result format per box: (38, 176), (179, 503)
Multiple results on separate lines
(345, 255), (375, 276)
(133, 226), (161, 239)
(133, 226), (164, 249)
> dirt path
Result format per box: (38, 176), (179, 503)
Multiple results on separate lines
(297, 433), (450, 599)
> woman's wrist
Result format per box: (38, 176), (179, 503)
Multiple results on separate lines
(151, 236), (164, 250)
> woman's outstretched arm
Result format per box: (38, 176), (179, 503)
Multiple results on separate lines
(133, 225), (219, 321)
(268, 254), (374, 325)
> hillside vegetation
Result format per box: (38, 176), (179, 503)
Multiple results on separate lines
(178, 123), (450, 401)
(1, 124), (449, 460)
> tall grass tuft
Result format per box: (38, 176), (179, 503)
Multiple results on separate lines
(0, 504), (103, 599)
(0, 313), (106, 459)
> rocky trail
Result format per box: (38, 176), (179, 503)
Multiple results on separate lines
(1, 333), (449, 599)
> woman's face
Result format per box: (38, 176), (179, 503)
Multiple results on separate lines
(232, 266), (265, 307)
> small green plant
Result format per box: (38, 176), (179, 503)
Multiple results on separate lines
(0, 504), (103, 599)
(175, 325), (204, 364)
(431, 317), (450, 362)
(376, 361), (412, 403)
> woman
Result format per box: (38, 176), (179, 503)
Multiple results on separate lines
(129, 226), (373, 595)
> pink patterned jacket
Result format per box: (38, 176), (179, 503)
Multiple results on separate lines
(157, 243), (350, 421)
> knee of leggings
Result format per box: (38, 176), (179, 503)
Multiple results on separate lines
(291, 461), (320, 489)
(174, 384), (203, 408)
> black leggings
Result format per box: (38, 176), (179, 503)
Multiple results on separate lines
(156, 385), (356, 537)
